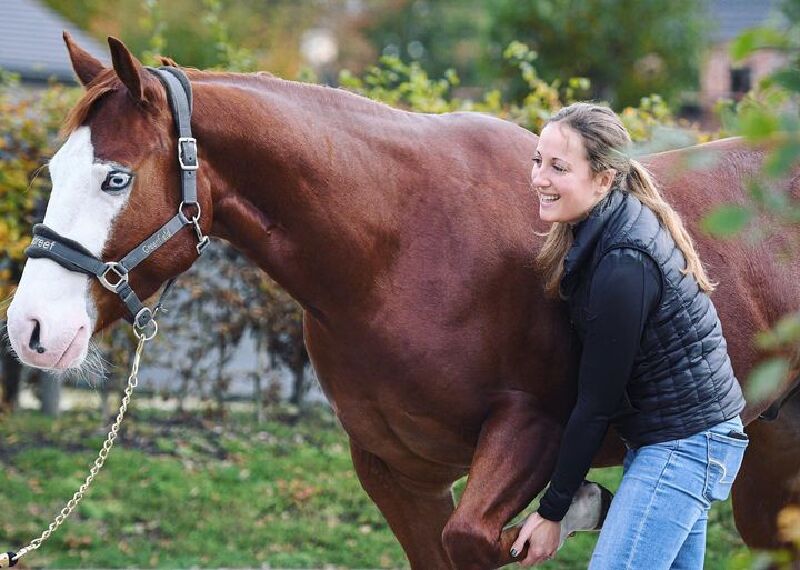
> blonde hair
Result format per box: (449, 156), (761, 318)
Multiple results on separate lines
(536, 102), (716, 298)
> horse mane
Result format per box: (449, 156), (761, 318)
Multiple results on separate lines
(61, 63), (410, 140)
(184, 68), (404, 120)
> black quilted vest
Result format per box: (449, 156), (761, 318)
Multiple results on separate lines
(560, 189), (745, 446)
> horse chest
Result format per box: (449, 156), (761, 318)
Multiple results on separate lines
(332, 396), (478, 470)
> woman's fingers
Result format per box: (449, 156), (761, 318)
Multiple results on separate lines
(511, 514), (558, 567)
(522, 547), (553, 567)
(510, 516), (535, 558)
(510, 514), (542, 559)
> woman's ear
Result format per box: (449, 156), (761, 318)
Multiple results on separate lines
(595, 168), (617, 195)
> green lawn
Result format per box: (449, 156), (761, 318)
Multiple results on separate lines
(0, 407), (757, 568)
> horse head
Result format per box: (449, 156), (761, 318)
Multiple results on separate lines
(6, 34), (211, 371)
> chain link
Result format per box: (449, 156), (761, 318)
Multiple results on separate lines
(12, 334), (150, 564)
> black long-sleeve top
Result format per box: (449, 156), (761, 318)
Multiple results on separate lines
(537, 247), (662, 522)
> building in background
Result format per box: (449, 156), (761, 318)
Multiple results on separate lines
(697, 0), (787, 119)
(0, 0), (106, 87)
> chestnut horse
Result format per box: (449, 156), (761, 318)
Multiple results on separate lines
(6, 35), (800, 569)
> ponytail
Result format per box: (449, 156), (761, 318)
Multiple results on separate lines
(625, 160), (717, 293)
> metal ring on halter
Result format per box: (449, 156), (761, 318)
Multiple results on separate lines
(133, 308), (158, 341)
(179, 201), (201, 222)
(98, 262), (129, 292)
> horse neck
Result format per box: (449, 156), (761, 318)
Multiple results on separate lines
(191, 73), (406, 318)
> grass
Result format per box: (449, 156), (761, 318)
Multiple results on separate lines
(0, 406), (754, 568)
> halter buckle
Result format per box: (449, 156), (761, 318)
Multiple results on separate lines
(178, 137), (199, 171)
(98, 262), (129, 293)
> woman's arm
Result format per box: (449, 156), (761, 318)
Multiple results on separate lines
(537, 247), (661, 521)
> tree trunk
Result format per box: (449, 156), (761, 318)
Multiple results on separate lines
(177, 373), (189, 414)
(39, 372), (61, 417)
(99, 374), (111, 424)
(254, 337), (268, 423)
(289, 351), (306, 408)
(253, 372), (263, 423)
(1, 347), (22, 411)
(214, 340), (227, 417)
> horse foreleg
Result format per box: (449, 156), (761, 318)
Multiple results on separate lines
(441, 392), (567, 570)
(350, 440), (456, 569)
(733, 393), (800, 551)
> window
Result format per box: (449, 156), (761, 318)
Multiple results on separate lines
(731, 67), (752, 95)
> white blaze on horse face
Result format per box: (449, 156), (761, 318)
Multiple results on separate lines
(7, 127), (131, 370)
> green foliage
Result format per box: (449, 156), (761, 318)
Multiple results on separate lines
(722, 4), (800, 181)
(730, 26), (791, 61)
(43, 0), (321, 75)
(355, 0), (707, 110)
(340, 41), (676, 138)
(356, 0), (491, 87)
(139, 0), (167, 66)
(705, 1), (800, 413)
(748, 357), (793, 404)
(339, 55), (463, 113)
(756, 311), (800, 351)
(700, 205), (753, 238)
(44, 0), (707, 112)
(198, 0), (257, 72)
(486, 0), (708, 108)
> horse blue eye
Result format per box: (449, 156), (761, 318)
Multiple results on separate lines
(102, 170), (132, 192)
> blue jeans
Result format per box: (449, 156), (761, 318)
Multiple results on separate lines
(589, 417), (748, 570)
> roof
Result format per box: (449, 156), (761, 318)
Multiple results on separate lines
(0, 0), (108, 84)
(709, 0), (785, 42)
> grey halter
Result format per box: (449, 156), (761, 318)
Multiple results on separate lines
(24, 66), (208, 335)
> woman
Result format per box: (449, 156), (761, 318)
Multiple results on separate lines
(509, 102), (748, 569)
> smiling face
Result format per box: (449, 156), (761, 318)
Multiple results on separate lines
(531, 122), (615, 224)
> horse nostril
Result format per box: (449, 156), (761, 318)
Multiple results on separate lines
(29, 320), (45, 353)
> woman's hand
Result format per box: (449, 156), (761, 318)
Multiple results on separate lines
(510, 512), (560, 567)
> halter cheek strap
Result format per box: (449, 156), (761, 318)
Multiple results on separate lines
(24, 67), (207, 334)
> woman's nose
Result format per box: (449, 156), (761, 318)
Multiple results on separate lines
(531, 168), (549, 188)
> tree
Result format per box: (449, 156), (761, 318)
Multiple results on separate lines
(43, 0), (324, 76)
(487, 0), (709, 108)
(352, 0), (491, 87)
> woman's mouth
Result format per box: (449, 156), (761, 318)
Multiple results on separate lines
(539, 192), (561, 202)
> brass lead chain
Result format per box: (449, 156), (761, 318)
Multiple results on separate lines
(4, 333), (152, 568)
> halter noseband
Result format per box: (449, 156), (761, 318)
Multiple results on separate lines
(24, 67), (208, 335)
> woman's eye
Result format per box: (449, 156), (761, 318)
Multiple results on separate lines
(102, 170), (132, 192)
(532, 157), (542, 166)
(553, 164), (566, 173)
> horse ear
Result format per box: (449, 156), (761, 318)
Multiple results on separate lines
(159, 56), (179, 68)
(107, 36), (146, 103)
(63, 31), (104, 87)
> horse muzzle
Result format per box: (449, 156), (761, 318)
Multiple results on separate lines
(6, 310), (90, 371)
